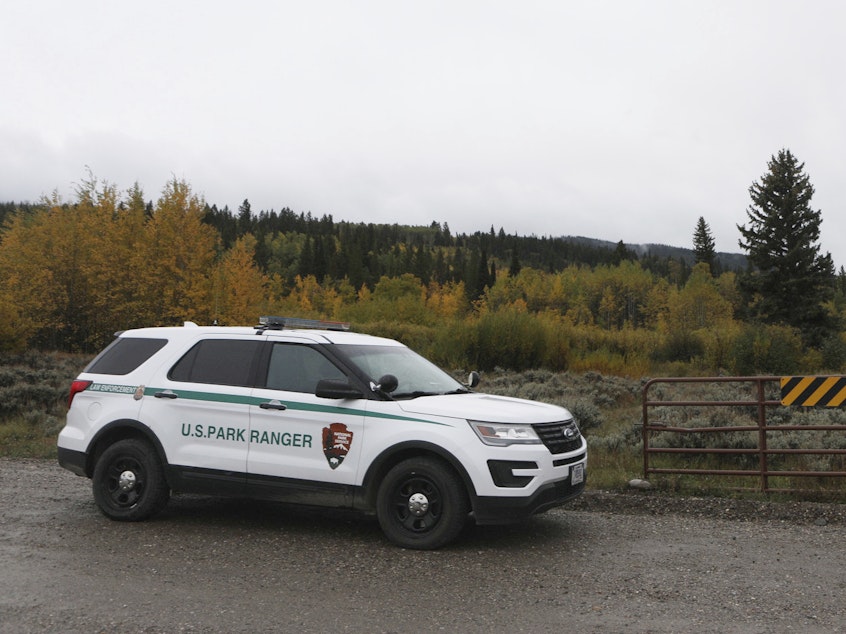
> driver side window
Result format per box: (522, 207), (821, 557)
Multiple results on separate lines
(265, 344), (346, 393)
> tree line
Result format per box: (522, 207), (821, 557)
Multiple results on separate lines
(1, 150), (843, 375)
(200, 200), (705, 296)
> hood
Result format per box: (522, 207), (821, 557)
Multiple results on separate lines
(396, 392), (571, 424)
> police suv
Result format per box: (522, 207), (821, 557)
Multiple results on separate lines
(58, 317), (586, 549)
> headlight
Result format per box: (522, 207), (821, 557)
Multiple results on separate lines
(468, 420), (542, 446)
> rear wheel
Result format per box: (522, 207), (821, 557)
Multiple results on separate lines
(376, 457), (469, 550)
(92, 438), (170, 521)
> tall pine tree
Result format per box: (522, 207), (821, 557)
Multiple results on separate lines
(692, 216), (716, 272)
(737, 149), (837, 346)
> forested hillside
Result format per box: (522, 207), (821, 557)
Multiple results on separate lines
(201, 201), (718, 294)
(1, 173), (844, 376)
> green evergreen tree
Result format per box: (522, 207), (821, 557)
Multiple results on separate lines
(508, 249), (521, 277)
(477, 249), (493, 294)
(611, 240), (635, 265)
(237, 199), (253, 235)
(692, 216), (716, 272)
(299, 235), (314, 278)
(432, 250), (448, 284)
(737, 149), (837, 346)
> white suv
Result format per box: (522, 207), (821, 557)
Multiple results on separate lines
(58, 317), (586, 549)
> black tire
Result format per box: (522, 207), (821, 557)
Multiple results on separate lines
(92, 438), (170, 521)
(376, 456), (469, 550)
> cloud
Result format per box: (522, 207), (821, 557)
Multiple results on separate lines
(2, 1), (845, 265)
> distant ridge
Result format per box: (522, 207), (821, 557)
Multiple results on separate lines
(562, 236), (748, 270)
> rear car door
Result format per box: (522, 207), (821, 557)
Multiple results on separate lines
(141, 337), (261, 491)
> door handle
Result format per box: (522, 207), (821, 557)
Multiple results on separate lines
(259, 400), (287, 411)
(154, 390), (178, 399)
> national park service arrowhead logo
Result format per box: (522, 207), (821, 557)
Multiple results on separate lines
(322, 422), (353, 470)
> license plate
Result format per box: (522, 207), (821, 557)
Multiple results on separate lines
(571, 463), (584, 485)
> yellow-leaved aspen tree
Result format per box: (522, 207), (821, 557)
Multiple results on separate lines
(140, 179), (218, 325)
(0, 207), (57, 350)
(215, 234), (269, 325)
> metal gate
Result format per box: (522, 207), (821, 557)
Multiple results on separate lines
(641, 376), (846, 493)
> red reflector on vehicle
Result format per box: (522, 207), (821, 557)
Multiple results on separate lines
(67, 380), (92, 408)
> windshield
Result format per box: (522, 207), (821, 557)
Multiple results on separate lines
(336, 345), (466, 398)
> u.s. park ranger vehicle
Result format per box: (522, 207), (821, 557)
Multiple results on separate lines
(58, 317), (586, 549)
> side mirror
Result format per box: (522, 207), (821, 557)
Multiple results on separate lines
(315, 379), (364, 400)
(373, 374), (398, 394)
(467, 371), (480, 389)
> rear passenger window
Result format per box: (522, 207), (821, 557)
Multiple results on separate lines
(85, 338), (168, 375)
(169, 339), (261, 386)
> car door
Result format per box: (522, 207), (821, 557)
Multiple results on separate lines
(247, 340), (366, 504)
(141, 337), (261, 492)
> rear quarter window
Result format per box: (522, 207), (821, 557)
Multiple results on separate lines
(168, 339), (262, 387)
(85, 338), (168, 375)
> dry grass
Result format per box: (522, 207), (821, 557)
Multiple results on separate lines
(0, 351), (89, 458)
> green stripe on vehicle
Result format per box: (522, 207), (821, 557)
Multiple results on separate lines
(143, 387), (258, 406)
(136, 385), (448, 425)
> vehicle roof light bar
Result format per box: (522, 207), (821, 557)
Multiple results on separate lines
(256, 316), (351, 332)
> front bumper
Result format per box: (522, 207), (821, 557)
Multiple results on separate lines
(471, 470), (586, 525)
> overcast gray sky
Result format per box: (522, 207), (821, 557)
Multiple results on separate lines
(3, 1), (844, 266)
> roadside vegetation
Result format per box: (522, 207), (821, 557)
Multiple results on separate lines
(1, 152), (844, 375)
(0, 352), (82, 458)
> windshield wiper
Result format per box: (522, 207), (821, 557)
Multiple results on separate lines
(393, 388), (470, 399)
(392, 390), (440, 399)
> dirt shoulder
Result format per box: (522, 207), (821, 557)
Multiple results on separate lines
(571, 488), (846, 526)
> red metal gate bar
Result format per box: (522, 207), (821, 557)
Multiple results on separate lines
(641, 376), (846, 493)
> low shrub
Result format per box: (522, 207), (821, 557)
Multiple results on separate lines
(730, 323), (804, 375)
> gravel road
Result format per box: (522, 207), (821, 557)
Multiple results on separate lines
(2, 458), (845, 633)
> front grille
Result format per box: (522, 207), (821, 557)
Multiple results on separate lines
(532, 420), (582, 455)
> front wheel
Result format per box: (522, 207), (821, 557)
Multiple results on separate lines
(92, 438), (170, 521)
(376, 457), (469, 550)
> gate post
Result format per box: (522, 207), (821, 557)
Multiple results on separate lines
(756, 378), (769, 492)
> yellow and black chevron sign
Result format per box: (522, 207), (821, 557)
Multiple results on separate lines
(781, 376), (846, 407)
